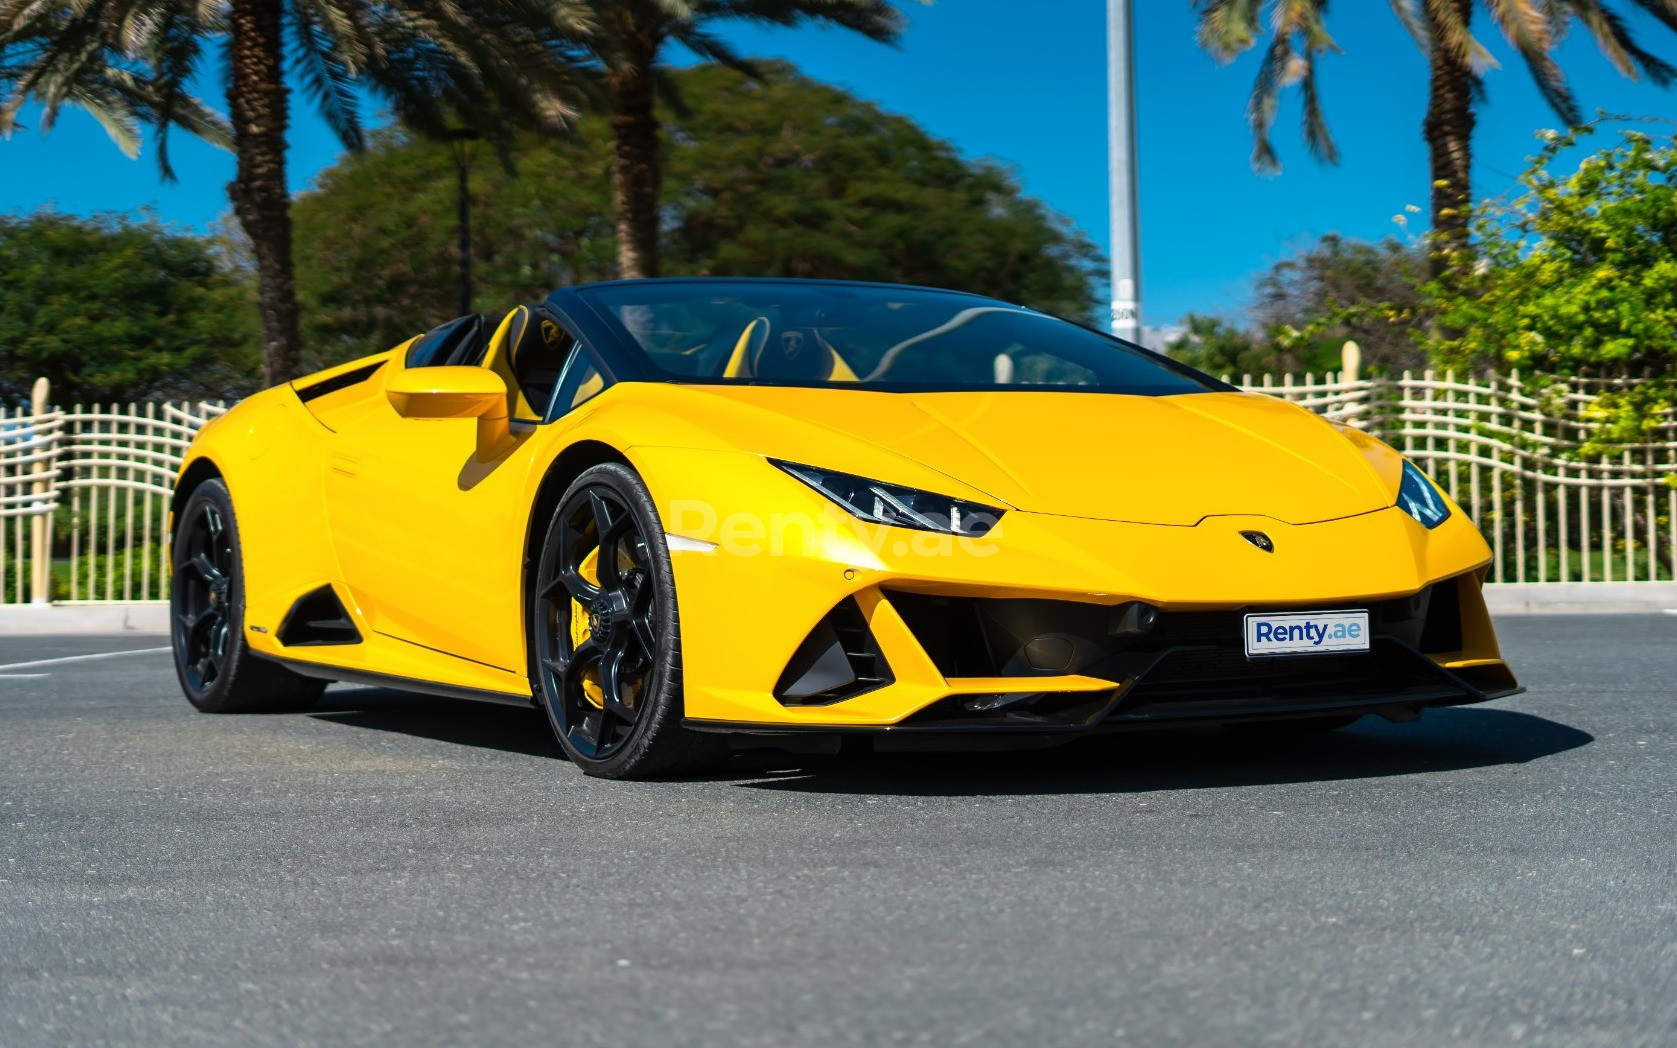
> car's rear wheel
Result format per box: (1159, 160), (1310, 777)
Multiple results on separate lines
(530, 463), (727, 779)
(171, 479), (325, 713)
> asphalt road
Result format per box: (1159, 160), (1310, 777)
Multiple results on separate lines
(1, 617), (1673, 1047)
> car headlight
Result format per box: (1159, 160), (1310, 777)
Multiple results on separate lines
(772, 460), (1004, 537)
(1397, 460), (1449, 529)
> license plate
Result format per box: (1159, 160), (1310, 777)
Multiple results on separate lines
(1243, 610), (1370, 658)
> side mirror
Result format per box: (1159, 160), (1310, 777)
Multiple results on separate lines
(386, 366), (507, 420)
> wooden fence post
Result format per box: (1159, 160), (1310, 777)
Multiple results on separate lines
(29, 378), (50, 605)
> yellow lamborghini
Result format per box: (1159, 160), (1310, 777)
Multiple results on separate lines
(170, 278), (1519, 778)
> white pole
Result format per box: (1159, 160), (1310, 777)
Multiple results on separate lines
(1107, 0), (1142, 344)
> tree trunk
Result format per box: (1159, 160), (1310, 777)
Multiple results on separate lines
(1422, 0), (1476, 282)
(226, 0), (301, 387)
(608, 45), (662, 280)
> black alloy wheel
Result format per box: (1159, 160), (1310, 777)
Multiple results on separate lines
(173, 497), (235, 693)
(169, 479), (324, 713)
(531, 463), (725, 778)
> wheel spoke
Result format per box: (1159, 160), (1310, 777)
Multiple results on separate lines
(189, 553), (223, 583)
(567, 638), (601, 674)
(599, 645), (635, 721)
(629, 612), (658, 662)
(561, 568), (600, 604)
(177, 607), (215, 639)
(539, 568), (595, 604)
(589, 707), (615, 747)
(595, 542), (621, 589)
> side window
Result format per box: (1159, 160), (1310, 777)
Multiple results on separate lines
(510, 316), (576, 421)
(405, 314), (486, 368)
(550, 350), (609, 418)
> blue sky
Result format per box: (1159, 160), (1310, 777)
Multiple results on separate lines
(5, 1), (1677, 325)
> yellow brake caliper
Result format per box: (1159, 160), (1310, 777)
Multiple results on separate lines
(569, 547), (605, 709)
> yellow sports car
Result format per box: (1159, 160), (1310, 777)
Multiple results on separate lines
(170, 278), (1519, 778)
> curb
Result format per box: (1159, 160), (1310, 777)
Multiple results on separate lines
(1480, 582), (1677, 616)
(0, 603), (170, 636)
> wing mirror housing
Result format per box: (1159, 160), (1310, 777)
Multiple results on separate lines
(386, 366), (516, 461)
(386, 366), (507, 420)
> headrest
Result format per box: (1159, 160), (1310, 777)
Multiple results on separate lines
(508, 308), (568, 370)
(752, 327), (831, 382)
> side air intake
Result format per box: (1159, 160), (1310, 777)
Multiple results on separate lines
(277, 585), (362, 647)
(774, 597), (893, 706)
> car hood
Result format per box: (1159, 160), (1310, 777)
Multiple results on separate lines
(681, 386), (1397, 526)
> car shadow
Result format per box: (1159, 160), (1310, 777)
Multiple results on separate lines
(310, 686), (562, 759)
(308, 687), (1592, 795)
(731, 708), (1594, 796)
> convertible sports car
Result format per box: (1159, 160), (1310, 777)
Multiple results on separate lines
(170, 278), (1519, 778)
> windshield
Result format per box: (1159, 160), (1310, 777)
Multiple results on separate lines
(575, 282), (1218, 395)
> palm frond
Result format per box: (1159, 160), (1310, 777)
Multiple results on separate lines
(1425, 0), (1497, 69)
(1247, 28), (1294, 172)
(696, 0), (905, 44)
(667, 22), (756, 76)
(1242, 0), (1337, 173)
(0, 0), (227, 171)
(1626, 0), (1677, 37)
(1485, 0), (1558, 56)
(1194, 0), (1265, 61)
(1388, 0), (1433, 54)
(1517, 45), (1583, 123)
(1569, 0), (1677, 84)
(1299, 49), (1338, 164)
(290, 0), (365, 150)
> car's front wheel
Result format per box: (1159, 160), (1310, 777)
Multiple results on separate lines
(170, 479), (325, 713)
(529, 463), (727, 779)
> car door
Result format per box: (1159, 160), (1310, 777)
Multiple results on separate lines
(320, 307), (596, 673)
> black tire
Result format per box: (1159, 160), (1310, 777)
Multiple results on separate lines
(170, 479), (325, 713)
(529, 463), (728, 779)
(1225, 714), (1362, 736)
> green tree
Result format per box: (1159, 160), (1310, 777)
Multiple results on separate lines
(1426, 125), (1677, 443)
(576, 0), (904, 279)
(1255, 233), (1428, 373)
(1, 0), (586, 387)
(0, 212), (259, 405)
(1192, 0), (1677, 275)
(1165, 314), (1274, 376)
(291, 63), (1104, 360)
(1166, 234), (1426, 378)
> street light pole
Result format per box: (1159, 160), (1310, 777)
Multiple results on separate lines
(1107, 0), (1142, 344)
(446, 129), (482, 317)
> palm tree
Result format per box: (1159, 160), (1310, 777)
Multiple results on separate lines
(1192, 0), (1677, 276)
(1, 0), (589, 385)
(580, 1), (905, 279)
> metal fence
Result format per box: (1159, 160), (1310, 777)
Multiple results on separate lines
(1231, 346), (1677, 585)
(3, 350), (1676, 605)
(2, 380), (224, 606)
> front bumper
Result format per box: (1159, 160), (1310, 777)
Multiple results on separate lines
(631, 447), (1519, 734)
(684, 596), (1522, 739)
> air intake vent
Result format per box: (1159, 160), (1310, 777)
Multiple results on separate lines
(295, 361), (383, 403)
(277, 585), (362, 647)
(774, 597), (893, 706)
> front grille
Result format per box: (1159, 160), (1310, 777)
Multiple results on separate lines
(881, 582), (1482, 728)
